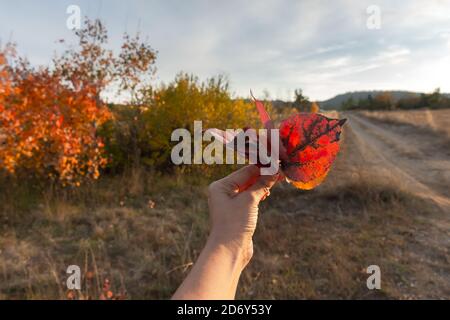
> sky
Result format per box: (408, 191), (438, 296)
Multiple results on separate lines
(1, 0), (449, 102)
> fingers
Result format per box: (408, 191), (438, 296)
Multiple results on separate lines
(218, 165), (260, 193)
(244, 173), (279, 201)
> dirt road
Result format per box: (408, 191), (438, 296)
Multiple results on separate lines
(337, 111), (450, 298)
(344, 112), (450, 210)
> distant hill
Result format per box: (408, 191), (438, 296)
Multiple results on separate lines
(318, 91), (418, 110)
(257, 90), (450, 111)
(318, 90), (450, 110)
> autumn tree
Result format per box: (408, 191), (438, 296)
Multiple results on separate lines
(137, 73), (260, 168)
(0, 18), (157, 185)
(0, 45), (14, 162)
(0, 44), (109, 184)
(310, 101), (320, 113)
(373, 92), (393, 110)
(54, 18), (157, 104)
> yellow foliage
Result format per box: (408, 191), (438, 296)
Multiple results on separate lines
(139, 74), (262, 167)
(310, 101), (320, 113)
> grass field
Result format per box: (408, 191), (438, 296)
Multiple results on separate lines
(1, 109), (449, 299)
(360, 109), (450, 138)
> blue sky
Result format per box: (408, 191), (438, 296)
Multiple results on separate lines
(1, 0), (449, 102)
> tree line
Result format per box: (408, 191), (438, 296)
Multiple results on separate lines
(340, 89), (450, 111)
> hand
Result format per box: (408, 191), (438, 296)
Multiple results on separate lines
(207, 165), (279, 264)
(172, 165), (279, 300)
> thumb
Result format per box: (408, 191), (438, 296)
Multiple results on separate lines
(244, 173), (279, 201)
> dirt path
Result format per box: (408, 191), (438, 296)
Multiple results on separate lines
(344, 112), (450, 210)
(340, 112), (450, 298)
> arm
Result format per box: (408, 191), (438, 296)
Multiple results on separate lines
(172, 165), (279, 300)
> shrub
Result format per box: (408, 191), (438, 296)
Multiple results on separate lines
(0, 45), (111, 185)
(0, 18), (157, 185)
(99, 74), (263, 171)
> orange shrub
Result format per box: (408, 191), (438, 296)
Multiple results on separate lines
(0, 46), (110, 185)
(1, 18), (156, 185)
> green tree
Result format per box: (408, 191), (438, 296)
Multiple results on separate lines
(420, 88), (442, 108)
(293, 89), (311, 112)
(341, 97), (356, 110)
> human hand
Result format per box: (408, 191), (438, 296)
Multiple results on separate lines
(207, 165), (279, 264)
(172, 165), (279, 299)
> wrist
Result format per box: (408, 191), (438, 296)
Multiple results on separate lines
(206, 232), (254, 268)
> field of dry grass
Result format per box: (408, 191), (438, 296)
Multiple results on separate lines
(1, 109), (449, 299)
(359, 109), (450, 138)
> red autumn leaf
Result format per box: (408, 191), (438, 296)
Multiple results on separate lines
(250, 90), (272, 128)
(279, 113), (346, 190)
(210, 93), (346, 190)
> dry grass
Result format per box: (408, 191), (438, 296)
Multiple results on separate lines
(244, 175), (441, 299)
(359, 109), (450, 138)
(0, 167), (210, 299)
(1, 120), (449, 299)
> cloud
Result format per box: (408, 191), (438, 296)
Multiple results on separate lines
(321, 57), (352, 68)
(374, 46), (411, 65)
(1, 0), (449, 101)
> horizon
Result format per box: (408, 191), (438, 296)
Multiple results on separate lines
(1, 0), (450, 102)
(270, 89), (450, 103)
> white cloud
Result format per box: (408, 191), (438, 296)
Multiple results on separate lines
(374, 46), (411, 65)
(376, 46), (410, 60)
(321, 56), (352, 68)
